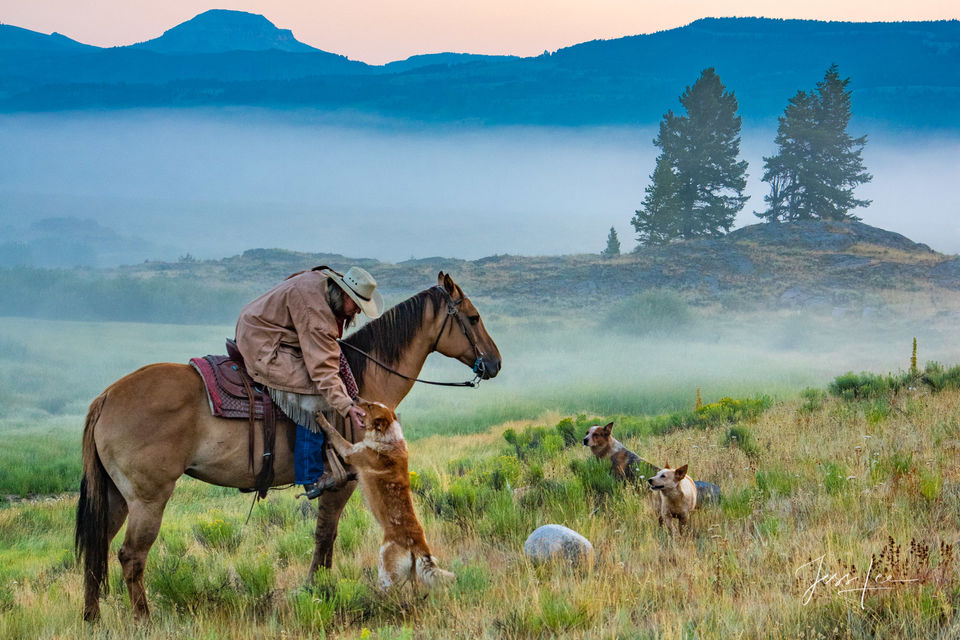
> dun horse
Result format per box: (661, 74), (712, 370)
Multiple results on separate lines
(76, 272), (501, 621)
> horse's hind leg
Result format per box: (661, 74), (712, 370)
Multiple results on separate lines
(308, 480), (358, 579)
(117, 488), (173, 620)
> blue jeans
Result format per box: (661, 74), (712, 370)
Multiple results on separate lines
(294, 424), (325, 485)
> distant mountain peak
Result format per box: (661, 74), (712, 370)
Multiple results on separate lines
(0, 24), (93, 51)
(130, 9), (318, 54)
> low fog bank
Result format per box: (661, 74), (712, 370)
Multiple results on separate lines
(2, 304), (957, 439)
(403, 307), (960, 427)
(1, 109), (958, 267)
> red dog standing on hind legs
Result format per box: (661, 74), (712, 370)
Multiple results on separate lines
(75, 271), (501, 621)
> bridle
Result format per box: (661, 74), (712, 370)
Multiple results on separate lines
(337, 285), (487, 388)
(430, 285), (488, 378)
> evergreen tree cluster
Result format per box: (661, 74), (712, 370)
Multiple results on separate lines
(628, 64), (871, 249)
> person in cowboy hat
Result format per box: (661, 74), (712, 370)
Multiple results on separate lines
(235, 265), (384, 499)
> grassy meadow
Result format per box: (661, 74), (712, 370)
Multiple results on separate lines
(1, 299), (960, 638)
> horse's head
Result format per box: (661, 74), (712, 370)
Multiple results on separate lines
(434, 272), (502, 380)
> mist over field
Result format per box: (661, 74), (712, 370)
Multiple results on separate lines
(2, 300), (958, 443)
(1, 109), (958, 265)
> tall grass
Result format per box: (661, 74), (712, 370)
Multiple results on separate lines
(1, 380), (958, 638)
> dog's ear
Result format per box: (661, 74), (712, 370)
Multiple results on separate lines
(373, 416), (391, 431)
(675, 464), (688, 480)
(664, 459), (670, 469)
(602, 421), (614, 434)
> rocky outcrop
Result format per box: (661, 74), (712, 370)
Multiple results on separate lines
(728, 220), (934, 253)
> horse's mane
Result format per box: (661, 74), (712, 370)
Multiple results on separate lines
(342, 287), (446, 389)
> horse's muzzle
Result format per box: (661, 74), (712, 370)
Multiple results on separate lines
(475, 356), (500, 380)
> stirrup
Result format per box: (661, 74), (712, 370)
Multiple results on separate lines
(296, 473), (339, 500)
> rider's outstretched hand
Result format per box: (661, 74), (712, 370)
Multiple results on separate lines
(347, 404), (366, 431)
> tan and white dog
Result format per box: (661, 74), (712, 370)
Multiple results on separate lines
(647, 463), (698, 533)
(318, 400), (454, 591)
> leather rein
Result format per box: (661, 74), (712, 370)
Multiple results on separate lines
(337, 286), (486, 388)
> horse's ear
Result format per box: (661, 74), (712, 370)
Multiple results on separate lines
(437, 271), (445, 287)
(441, 272), (457, 295)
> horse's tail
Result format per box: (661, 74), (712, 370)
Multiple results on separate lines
(415, 554), (455, 589)
(75, 392), (115, 611)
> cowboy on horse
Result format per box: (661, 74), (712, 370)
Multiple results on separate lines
(234, 266), (384, 499)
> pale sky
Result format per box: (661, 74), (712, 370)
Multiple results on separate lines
(1, 1), (957, 64)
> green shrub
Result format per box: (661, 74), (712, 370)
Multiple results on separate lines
(411, 469), (439, 497)
(503, 421), (580, 460)
(447, 457), (474, 476)
(435, 478), (497, 522)
(503, 426), (550, 459)
(554, 418), (580, 447)
(479, 456), (523, 491)
(252, 498), (294, 530)
(569, 457), (618, 498)
(236, 556), (275, 600)
(476, 491), (532, 543)
(605, 289), (695, 335)
(289, 588), (336, 632)
(799, 387), (827, 414)
(193, 515), (241, 551)
(277, 527), (314, 567)
(696, 396), (771, 428)
(336, 503), (373, 554)
(725, 426), (761, 458)
(525, 463), (545, 486)
(829, 371), (908, 400)
(920, 361), (960, 392)
(148, 552), (232, 611)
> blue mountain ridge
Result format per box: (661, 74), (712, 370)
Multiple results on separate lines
(128, 9), (319, 53)
(0, 23), (93, 51)
(1, 12), (958, 127)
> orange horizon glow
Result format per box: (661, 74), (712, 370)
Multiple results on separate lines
(1, 1), (957, 64)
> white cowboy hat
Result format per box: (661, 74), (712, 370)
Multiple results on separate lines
(327, 266), (384, 318)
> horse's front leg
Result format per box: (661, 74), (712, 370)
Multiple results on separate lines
(308, 479), (358, 578)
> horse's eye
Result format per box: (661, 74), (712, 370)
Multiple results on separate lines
(468, 315), (480, 325)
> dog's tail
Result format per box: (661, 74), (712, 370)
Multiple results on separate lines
(415, 555), (455, 588)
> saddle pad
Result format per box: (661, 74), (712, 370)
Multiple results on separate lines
(190, 355), (269, 420)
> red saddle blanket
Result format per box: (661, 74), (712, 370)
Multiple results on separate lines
(190, 355), (271, 419)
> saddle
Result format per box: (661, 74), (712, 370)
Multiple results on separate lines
(190, 340), (277, 499)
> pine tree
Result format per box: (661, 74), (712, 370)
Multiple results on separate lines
(602, 226), (621, 256)
(758, 90), (820, 221)
(758, 64), (872, 222)
(632, 68), (748, 245)
(632, 155), (682, 245)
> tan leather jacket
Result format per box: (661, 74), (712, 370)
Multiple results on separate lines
(235, 268), (354, 416)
